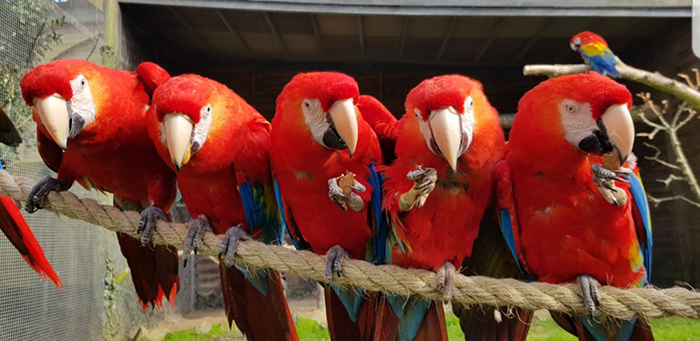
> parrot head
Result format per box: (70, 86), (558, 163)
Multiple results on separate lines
(570, 31), (609, 52)
(151, 74), (217, 172)
(276, 72), (360, 156)
(516, 72), (634, 165)
(405, 75), (484, 171)
(20, 59), (106, 150)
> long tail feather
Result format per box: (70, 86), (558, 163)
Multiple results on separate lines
(0, 195), (62, 287)
(221, 264), (298, 341)
(325, 285), (377, 341)
(375, 295), (447, 341)
(456, 306), (532, 341)
(551, 312), (655, 341)
(117, 233), (179, 309)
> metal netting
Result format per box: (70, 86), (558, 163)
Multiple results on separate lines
(0, 1), (122, 340)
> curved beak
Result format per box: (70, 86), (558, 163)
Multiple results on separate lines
(34, 94), (69, 150)
(601, 104), (635, 164)
(430, 107), (463, 171)
(328, 99), (358, 156)
(163, 114), (194, 172)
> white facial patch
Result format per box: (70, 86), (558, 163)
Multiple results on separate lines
(191, 104), (213, 153)
(68, 74), (96, 128)
(559, 99), (598, 148)
(301, 98), (331, 148)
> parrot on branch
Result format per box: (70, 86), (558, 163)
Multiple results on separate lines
(271, 72), (387, 341)
(570, 31), (621, 78)
(20, 59), (179, 309)
(366, 75), (521, 341)
(0, 105), (62, 287)
(148, 74), (298, 341)
(497, 72), (653, 341)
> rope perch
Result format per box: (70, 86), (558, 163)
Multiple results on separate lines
(1, 170), (699, 320)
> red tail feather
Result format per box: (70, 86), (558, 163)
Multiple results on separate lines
(325, 286), (377, 341)
(117, 233), (179, 309)
(374, 296), (447, 341)
(0, 195), (62, 287)
(221, 265), (298, 341)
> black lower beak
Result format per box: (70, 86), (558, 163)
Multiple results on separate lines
(578, 119), (614, 155)
(322, 115), (348, 151)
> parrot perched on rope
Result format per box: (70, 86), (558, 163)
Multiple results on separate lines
(148, 74), (298, 341)
(497, 73), (653, 341)
(20, 59), (179, 309)
(271, 72), (386, 341)
(366, 75), (511, 341)
(0, 105), (62, 287)
(570, 31), (621, 78)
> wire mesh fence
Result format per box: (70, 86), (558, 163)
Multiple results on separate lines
(0, 1), (125, 340)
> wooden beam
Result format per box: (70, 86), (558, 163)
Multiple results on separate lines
(168, 7), (218, 58)
(512, 18), (551, 63)
(436, 17), (457, 61)
(310, 14), (325, 55)
(474, 18), (506, 63)
(215, 9), (253, 55)
(263, 12), (291, 56)
(358, 16), (365, 58)
(397, 17), (409, 58)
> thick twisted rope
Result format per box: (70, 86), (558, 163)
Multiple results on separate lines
(1, 170), (699, 320)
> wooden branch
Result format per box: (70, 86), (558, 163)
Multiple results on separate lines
(524, 59), (700, 110)
(657, 174), (687, 188)
(647, 194), (700, 208)
(643, 142), (681, 171)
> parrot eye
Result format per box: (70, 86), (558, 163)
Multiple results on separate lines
(206, 105), (212, 113)
(414, 108), (421, 119)
(566, 104), (577, 113)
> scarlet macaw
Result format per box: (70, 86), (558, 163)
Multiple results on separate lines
(368, 75), (508, 341)
(570, 31), (621, 78)
(271, 72), (385, 341)
(20, 59), (179, 309)
(497, 72), (653, 340)
(148, 74), (297, 340)
(0, 105), (61, 287)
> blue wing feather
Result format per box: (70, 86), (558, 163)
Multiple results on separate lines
(627, 174), (653, 281)
(498, 208), (533, 282)
(582, 49), (621, 77)
(368, 162), (389, 265)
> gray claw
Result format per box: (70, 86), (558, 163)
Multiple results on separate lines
(577, 275), (601, 315)
(436, 262), (456, 301)
(25, 176), (72, 213)
(592, 164), (629, 183)
(183, 215), (210, 267)
(218, 225), (250, 268)
(137, 205), (167, 246)
(325, 245), (350, 283)
(328, 176), (365, 212)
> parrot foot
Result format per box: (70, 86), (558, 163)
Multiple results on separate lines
(25, 176), (72, 213)
(399, 166), (437, 211)
(591, 164), (631, 206)
(137, 205), (167, 246)
(577, 275), (601, 315)
(328, 172), (366, 212)
(436, 262), (456, 301)
(324, 245), (350, 283)
(182, 215), (211, 267)
(218, 225), (250, 268)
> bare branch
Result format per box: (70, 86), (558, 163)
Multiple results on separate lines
(643, 142), (681, 170)
(676, 109), (698, 131)
(636, 93), (670, 129)
(524, 59), (700, 110)
(637, 127), (662, 140)
(678, 73), (695, 89)
(647, 194), (700, 208)
(656, 174), (687, 188)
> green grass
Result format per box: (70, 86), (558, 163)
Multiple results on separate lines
(163, 315), (700, 340)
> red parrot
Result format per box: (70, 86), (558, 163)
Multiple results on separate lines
(497, 73), (653, 340)
(271, 72), (386, 341)
(570, 31), (621, 78)
(369, 75), (506, 341)
(20, 59), (179, 309)
(148, 74), (298, 341)
(0, 105), (62, 287)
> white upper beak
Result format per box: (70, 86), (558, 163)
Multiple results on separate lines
(163, 114), (194, 172)
(34, 94), (69, 150)
(328, 99), (358, 156)
(430, 107), (463, 171)
(601, 104), (635, 163)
